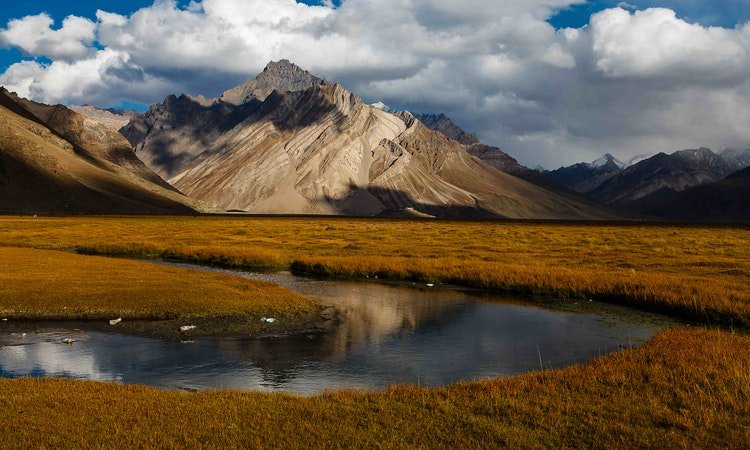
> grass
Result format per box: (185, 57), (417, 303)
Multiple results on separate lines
(1, 328), (748, 448)
(0, 247), (318, 323)
(0, 216), (747, 325)
(0, 217), (748, 447)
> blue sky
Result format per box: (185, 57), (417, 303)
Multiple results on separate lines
(549, 0), (750, 28)
(0, 1), (155, 71)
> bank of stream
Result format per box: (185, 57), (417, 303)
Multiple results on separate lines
(0, 264), (684, 394)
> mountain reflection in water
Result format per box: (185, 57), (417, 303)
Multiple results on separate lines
(0, 269), (670, 394)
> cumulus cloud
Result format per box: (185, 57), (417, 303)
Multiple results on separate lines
(588, 8), (749, 83)
(0, 50), (172, 105)
(0, 14), (96, 61)
(0, 0), (749, 167)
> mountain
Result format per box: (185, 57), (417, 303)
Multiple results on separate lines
(122, 61), (617, 219)
(0, 88), (199, 215)
(219, 59), (324, 105)
(371, 102), (394, 113)
(635, 167), (750, 221)
(410, 112), (614, 211)
(543, 154), (626, 194)
(591, 148), (735, 206)
(415, 114), (481, 147)
(413, 113), (525, 173)
(719, 148), (750, 173)
(69, 105), (141, 133)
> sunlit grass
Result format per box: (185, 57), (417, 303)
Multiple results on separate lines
(2, 328), (748, 448)
(1, 216), (747, 325)
(0, 247), (317, 321)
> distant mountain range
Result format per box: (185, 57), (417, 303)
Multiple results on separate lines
(2, 58), (747, 221)
(646, 166), (750, 221)
(406, 111), (750, 221)
(543, 154), (627, 194)
(541, 148), (750, 220)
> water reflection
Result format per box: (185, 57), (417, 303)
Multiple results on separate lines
(0, 270), (671, 394)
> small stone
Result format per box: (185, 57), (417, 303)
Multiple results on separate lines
(180, 325), (197, 332)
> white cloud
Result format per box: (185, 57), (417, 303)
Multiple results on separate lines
(0, 0), (750, 167)
(0, 14), (96, 62)
(0, 61), (44, 99)
(0, 49), (172, 106)
(589, 8), (749, 83)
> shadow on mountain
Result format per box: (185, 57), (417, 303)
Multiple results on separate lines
(287, 183), (503, 219)
(626, 167), (750, 222)
(363, 186), (502, 219)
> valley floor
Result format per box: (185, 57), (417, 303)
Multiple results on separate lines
(0, 216), (748, 447)
(0, 216), (747, 325)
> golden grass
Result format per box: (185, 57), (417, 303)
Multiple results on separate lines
(1, 328), (748, 448)
(0, 216), (747, 325)
(0, 247), (317, 320)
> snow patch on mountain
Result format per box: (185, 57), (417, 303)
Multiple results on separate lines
(589, 153), (626, 170)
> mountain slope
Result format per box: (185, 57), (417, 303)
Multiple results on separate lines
(590, 148), (734, 205)
(124, 61), (618, 219)
(719, 148), (750, 173)
(0, 89), (199, 214)
(414, 113), (529, 175)
(412, 112), (618, 214)
(69, 105), (141, 133)
(636, 167), (750, 221)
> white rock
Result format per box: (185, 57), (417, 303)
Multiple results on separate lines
(426, 283), (435, 287)
(62, 338), (76, 345)
(265, 318), (276, 323)
(180, 325), (197, 332)
(109, 318), (123, 326)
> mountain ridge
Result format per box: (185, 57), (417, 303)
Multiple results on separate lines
(122, 61), (619, 219)
(0, 88), (201, 214)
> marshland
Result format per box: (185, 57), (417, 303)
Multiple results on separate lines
(0, 216), (749, 447)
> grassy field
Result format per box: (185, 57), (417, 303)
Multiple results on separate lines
(0, 247), (319, 336)
(0, 216), (747, 325)
(1, 328), (748, 448)
(0, 216), (748, 447)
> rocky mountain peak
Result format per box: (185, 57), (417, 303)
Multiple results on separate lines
(414, 113), (481, 146)
(675, 147), (714, 159)
(590, 153), (626, 171)
(220, 59), (325, 106)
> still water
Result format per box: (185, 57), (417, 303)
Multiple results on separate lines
(0, 267), (675, 394)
